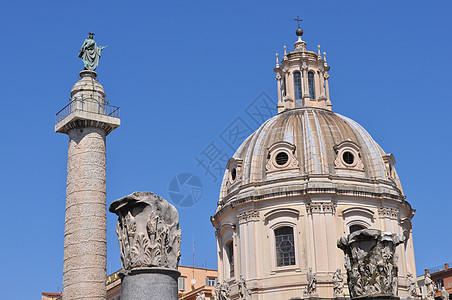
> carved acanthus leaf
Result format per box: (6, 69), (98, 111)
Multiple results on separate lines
(110, 191), (182, 271)
(337, 229), (405, 298)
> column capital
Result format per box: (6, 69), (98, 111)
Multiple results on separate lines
(306, 202), (336, 215)
(110, 191), (182, 272)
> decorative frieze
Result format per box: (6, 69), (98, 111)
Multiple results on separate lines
(378, 206), (399, 219)
(238, 210), (259, 224)
(306, 202), (336, 215)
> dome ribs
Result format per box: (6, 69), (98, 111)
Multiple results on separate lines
(336, 114), (387, 181)
(218, 108), (404, 204)
(312, 110), (328, 174)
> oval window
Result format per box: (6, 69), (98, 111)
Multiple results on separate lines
(275, 152), (289, 166)
(342, 151), (355, 165)
(231, 168), (237, 181)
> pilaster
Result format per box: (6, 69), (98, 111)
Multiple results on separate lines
(306, 201), (337, 273)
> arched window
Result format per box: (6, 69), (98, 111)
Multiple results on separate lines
(308, 71), (315, 99)
(275, 226), (295, 267)
(226, 241), (234, 277)
(282, 76), (287, 97)
(349, 224), (366, 234)
(293, 71), (302, 100)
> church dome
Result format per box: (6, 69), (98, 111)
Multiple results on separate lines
(211, 25), (416, 300)
(218, 107), (404, 208)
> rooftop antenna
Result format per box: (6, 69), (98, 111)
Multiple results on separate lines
(192, 234), (196, 281)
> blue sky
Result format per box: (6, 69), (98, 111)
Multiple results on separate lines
(0, 1), (451, 299)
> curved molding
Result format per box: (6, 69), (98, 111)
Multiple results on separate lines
(219, 223), (236, 235)
(342, 207), (375, 217)
(268, 141), (296, 154)
(334, 140), (361, 152)
(345, 219), (371, 230)
(264, 208), (299, 221)
(268, 220), (297, 231)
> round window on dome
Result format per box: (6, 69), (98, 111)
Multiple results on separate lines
(231, 168), (237, 181)
(275, 152), (289, 166)
(342, 151), (355, 165)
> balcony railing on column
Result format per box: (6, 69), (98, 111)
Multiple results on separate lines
(56, 97), (120, 124)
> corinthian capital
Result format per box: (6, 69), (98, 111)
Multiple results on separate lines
(109, 191), (182, 271)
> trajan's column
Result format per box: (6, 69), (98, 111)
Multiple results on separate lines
(55, 33), (120, 300)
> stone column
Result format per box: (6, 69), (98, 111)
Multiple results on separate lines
(284, 71), (294, 109)
(109, 191), (182, 300)
(301, 63), (311, 106)
(315, 71), (322, 104)
(55, 70), (120, 300)
(64, 127), (107, 300)
(318, 69), (327, 109)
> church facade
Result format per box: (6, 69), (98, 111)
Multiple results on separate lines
(211, 25), (416, 299)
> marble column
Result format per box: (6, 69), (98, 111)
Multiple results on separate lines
(63, 127), (107, 300)
(56, 70), (120, 300)
(109, 191), (182, 300)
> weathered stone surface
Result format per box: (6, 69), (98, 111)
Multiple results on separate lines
(333, 268), (345, 297)
(441, 287), (449, 300)
(62, 126), (107, 300)
(304, 268), (318, 298)
(120, 268), (180, 300)
(196, 291), (206, 300)
(238, 275), (252, 300)
(110, 191), (182, 271)
(424, 274), (436, 300)
(406, 273), (418, 298)
(62, 281), (106, 300)
(337, 229), (405, 299)
(215, 281), (231, 300)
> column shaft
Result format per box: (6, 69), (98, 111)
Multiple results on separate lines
(63, 127), (107, 300)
